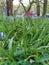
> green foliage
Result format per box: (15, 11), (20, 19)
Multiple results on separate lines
(0, 17), (49, 65)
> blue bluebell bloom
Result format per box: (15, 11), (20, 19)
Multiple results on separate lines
(0, 32), (6, 39)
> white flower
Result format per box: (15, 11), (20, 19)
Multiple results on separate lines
(30, 59), (35, 64)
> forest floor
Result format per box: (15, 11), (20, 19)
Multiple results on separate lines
(0, 16), (49, 65)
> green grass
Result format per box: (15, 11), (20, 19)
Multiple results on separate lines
(0, 17), (49, 65)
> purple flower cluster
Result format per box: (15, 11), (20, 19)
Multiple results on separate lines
(24, 11), (36, 18)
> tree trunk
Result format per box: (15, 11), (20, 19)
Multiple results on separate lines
(19, 0), (26, 12)
(36, 0), (40, 16)
(27, 0), (35, 11)
(42, 0), (47, 16)
(19, 0), (36, 12)
(6, 0), (13, 16)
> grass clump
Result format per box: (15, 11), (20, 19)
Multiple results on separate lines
(0, 17), (49, 65)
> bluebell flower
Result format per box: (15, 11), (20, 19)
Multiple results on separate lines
(0, 32), (6, 39)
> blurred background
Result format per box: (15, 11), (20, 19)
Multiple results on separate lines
(0, 0), (49, 16)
